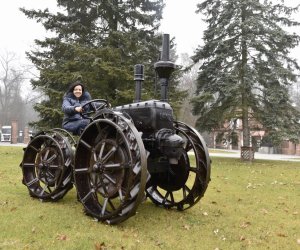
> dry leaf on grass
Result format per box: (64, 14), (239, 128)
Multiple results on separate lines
(276, 232), (287, 237)
(240, 221), (251, 228)
(240, 235), (246, 241)
(95, 242), (107, 250)
(56, 234), (67, 241)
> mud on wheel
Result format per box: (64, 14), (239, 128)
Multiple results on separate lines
(20, 129), (74, 201)
(74, 112), (147, 224)
(146, 121), (211, 210)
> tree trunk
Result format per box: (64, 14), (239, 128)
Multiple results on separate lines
(240, 4), (253, 161)
(240, 4), (250, 148)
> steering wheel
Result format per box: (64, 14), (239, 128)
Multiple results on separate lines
(80, 99), (110, 119)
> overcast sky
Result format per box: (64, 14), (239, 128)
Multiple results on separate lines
(0, 0), (299, 64)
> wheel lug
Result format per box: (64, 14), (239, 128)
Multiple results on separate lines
(93, 164), (98, 171)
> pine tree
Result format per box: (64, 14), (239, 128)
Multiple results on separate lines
(21, 0), (183, 130)
(192, 0), (300, 148)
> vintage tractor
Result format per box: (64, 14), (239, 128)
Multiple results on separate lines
(20, 34), (211, 224)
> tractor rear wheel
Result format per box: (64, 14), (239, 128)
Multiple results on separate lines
(146, 121), (211, 210)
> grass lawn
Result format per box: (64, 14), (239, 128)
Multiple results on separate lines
(0, 146), (299, 250)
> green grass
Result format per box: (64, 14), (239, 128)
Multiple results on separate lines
(0, 146), (299, 250)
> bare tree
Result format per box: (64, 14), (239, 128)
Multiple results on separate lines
(177, 53), (200, 126)
(0, 51), (27, 126)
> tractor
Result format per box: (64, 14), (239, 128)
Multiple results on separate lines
(20, 34), (211, 224)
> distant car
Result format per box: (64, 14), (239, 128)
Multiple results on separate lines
(1, 126), (12, 142)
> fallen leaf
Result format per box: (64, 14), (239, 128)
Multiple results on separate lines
(246, 183), (252, 188)
(276, 233), (287, 237)
(213, 229), (219, 235)
(240, 222), (251, 228)
(95, 242), (106, 250)
(56, 234), (67, 241)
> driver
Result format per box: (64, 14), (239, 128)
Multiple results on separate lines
(62, 80), (92, 135)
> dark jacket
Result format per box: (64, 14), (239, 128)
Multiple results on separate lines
(62, 91), (92, 126)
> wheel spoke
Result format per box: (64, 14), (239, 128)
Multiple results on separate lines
(49, 164), (60, 169)
(98, 142), (105, 160)
(101, 198), (108, 216)
(92, 151), (97, 162)
(28, 144), (39, 152)
(46, 154), (57, 163)
(80, 139), (92, 150)
(23, 163), (35, 168)
(103, 163), (122, 169)
(40, 185), (48, 195)
(189, 166), (197, 173)
(43, 149), (50, 161)
(74, 168), (89, 173)
(46, 171), (55, 179)
(26, 177), (39, 187)
(101, 146), (117, 163)
(118, 188), (124, 202)
(81, 189), (95, 204)
(103, 174), (116, 185)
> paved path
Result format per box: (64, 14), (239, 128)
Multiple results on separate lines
(209, 149), (300, 162)
(1, 142), (300, 162)
(0, 142), (27, 147)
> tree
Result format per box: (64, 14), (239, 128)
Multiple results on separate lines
(0, 51), (27, 127)
(177, 53), (199, 126)
(21, 0), (185, 130)
(191, 0), (300, 149)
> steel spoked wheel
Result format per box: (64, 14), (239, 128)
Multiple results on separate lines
(74, 112), (147, 224)
(146, 121), (211, 210)
(20, 130), (74, 201)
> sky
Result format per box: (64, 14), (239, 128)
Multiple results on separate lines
(0, 0), (299, 66)
(0, 0), (203, 62)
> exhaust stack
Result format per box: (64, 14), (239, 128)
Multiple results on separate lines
(154, 34), (176, 102)
(134, 64), (144, 102)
